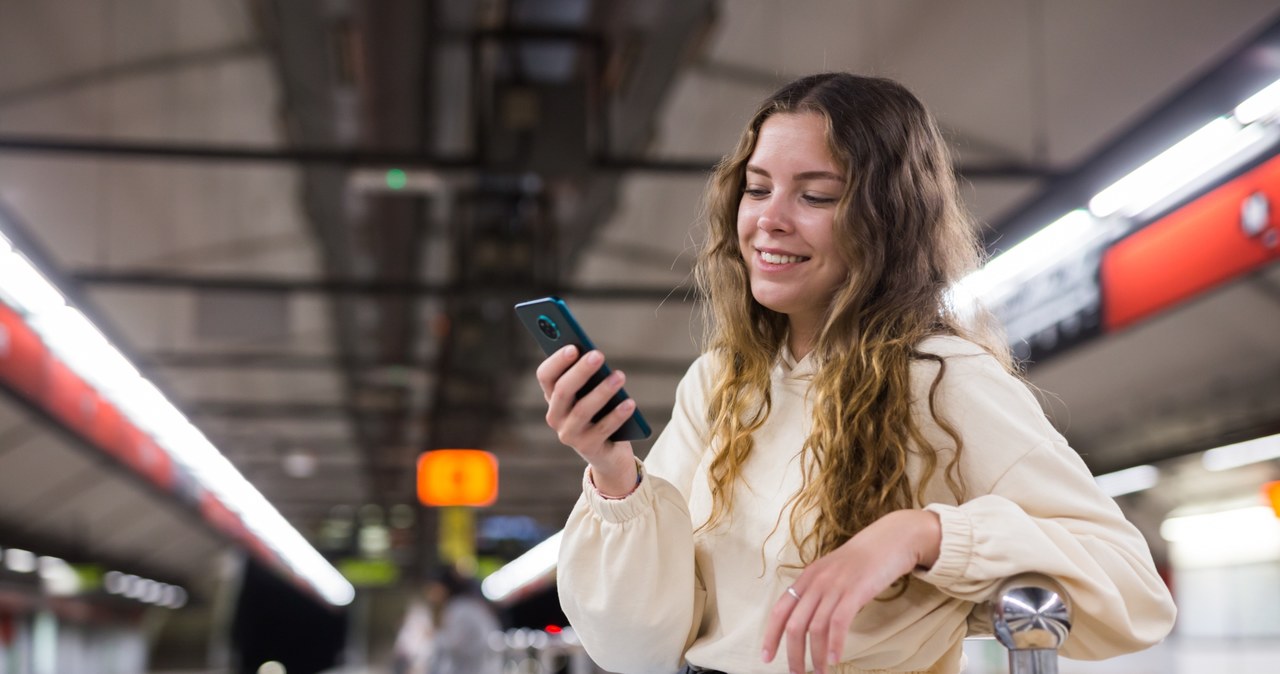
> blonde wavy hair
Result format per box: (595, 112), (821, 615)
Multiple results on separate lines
(694, 73), (1011, 564)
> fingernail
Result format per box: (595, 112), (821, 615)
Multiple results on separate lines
(612, 369), (625, 383)
(587, 350), (603, 365)
(562, 345), (577, 359)
(829, 652), (839, 664)
(760, 650), (770, 662)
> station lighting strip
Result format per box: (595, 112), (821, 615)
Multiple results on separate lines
(0, 545), (187, 607)
(102, 570), (189, 608)
(483, 75), (1280, 603)
(0, 231), (354, 607)
(481, 531), (561, 603)
(957, 76), (1280, 308)
(1201, 432), (1280, 472)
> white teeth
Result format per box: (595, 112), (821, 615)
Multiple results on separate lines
(760, 251), (807, 264)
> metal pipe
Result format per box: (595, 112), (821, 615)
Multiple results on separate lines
(69, 268), (696, 300)
(0, 135), (1061, 179)
(991, 573), (1072, 674)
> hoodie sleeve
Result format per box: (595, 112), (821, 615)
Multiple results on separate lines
(909, 341), (1177, 660)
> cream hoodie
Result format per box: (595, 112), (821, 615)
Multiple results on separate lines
(557, 336), (1176, 674)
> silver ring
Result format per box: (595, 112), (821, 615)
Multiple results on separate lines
(786, 586), (801, 600)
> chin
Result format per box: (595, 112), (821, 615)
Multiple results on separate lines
(749, 292), (793, 316)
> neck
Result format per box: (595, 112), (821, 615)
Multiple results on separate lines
(788, 319), (817, 360)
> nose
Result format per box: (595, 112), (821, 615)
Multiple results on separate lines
(757, 197), (794, 234)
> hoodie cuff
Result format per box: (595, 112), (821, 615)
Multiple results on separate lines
(581, 458), (651, 524)
(914, 503), (974, 584)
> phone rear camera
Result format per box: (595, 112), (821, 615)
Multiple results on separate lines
(537, 315), (560, 339)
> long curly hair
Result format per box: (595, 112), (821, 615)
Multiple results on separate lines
(693, 73), (1010, 564)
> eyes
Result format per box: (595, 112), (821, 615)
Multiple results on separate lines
(742, 185), (838, 206)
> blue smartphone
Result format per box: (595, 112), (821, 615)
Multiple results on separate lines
(514, 296), (652, 441)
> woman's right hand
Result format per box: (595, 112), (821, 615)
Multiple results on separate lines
(535, 345), (638, 497)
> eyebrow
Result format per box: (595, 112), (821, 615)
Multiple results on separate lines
(745, 165), (843, 182)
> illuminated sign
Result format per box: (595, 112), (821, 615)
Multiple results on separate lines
(417, 449), (499, 507)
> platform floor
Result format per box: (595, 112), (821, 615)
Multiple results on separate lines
(963, 636), (1280, 674)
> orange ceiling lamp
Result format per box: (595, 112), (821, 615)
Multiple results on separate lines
(417, 449), (499, 507)
(1265, 481), (1280, 519)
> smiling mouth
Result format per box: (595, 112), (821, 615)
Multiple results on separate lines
(758, 250), (811, 264)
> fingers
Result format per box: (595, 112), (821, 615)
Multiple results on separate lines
(540, 348), (635, 453)
(825, 601), (858, 667)
(808, 596), (835, 674)
(596, 395), (637, 442)
(544, 349), (602, 425)
(568, 370), (634, 446)
(760, 580), (865, 673)
(761, 584), (802, 666)
(759, 515), (930, 671)
(784, 589), (817, 674)
(535, 345), (579, 401)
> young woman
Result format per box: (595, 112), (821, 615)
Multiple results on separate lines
(535, 73), (1175, 674)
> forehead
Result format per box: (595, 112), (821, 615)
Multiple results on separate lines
(750, 112), (838, 169)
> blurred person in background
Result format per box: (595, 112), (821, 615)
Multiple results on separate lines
(423, 564), (502, 674)
(392, 585), (435, 674)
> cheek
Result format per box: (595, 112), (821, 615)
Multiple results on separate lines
(736, 208), (753, 249)
(810, 219), (844, 265)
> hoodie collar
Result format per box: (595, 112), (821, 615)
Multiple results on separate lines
(776, 344), (817, 381)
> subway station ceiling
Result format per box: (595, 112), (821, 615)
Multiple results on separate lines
(1, 0), (1279, 595)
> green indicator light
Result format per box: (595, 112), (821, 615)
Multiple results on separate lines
(385, 168), (407, 190)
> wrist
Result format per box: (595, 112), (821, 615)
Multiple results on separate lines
(588, 456), (640, 498)
(913, 509), (942, 570)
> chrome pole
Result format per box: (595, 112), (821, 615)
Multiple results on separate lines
(991, 574), (1073, 674)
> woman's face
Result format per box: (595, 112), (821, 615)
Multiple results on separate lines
(737, 112), (850, 335)
(425, 581), (448, 606)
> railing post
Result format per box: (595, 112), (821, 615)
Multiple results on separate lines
(990, 574), (1072, 674)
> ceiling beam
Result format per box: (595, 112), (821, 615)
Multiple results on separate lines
(0, 134), (1061, 180)
(70, 269), (696, 301)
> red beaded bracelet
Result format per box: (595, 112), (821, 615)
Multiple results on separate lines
(589, 467), (643, 500)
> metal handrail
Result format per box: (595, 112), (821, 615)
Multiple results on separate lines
(990, 574), (1073, 674)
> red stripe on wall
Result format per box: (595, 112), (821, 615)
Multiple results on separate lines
(1101, 153), (1280, 331)
(0, 303), (49, 399)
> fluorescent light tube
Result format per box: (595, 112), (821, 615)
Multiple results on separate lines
(29, 306), (139, 396)
(1161, 505), (1280, 567)
(0, 250), (65, 316)
(1095, 464), (1158, 497)
(954, 209), (1098, 303)
(1202, 433), (1280, 472)
(1160, 505), (1274, 542)
(482, 530), (563, 603)
(4, 548), (36, 573)
(1235, 77), (1280, 125)
(38, 557), (80, 596)
(1089, 117), (1268, 218)
(0, 242), (355, 607)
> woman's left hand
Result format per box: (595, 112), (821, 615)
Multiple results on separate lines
(760, 509), (942, 674)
